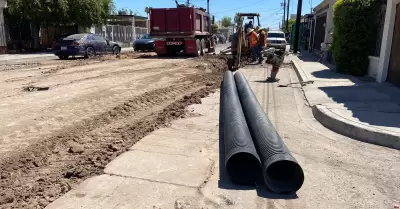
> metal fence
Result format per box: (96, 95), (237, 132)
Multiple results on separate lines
(0, 21), (6, 48)
(93, 25), (148, 47)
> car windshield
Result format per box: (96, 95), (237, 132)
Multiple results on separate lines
(140, 34), (150, 39)
(64, 34), (86, 40)
(267, 33), (285, 38)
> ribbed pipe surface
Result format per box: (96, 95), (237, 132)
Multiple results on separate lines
(234, 71), (304, 193)
(222, 71), (262, 185)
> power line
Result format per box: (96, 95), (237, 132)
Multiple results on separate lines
(211, 0), (269, 14)
(259, 8), (283, 21)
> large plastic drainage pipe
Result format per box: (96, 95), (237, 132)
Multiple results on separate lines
(234, 71), (304, 193)
(222, 71), (262, 185)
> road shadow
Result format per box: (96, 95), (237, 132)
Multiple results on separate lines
(297, 52), (319, 62)
(310, 69), (362, 81)
(217, 82), (298, 199)
(318, 84), (400, 128)
(253, 80), (280, 84)
(256, 186), (298, 199)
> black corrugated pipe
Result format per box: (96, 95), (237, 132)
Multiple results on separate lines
(222, 71), (262, 185)
(234, 72), (304, 193)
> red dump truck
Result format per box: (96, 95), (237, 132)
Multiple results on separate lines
(150, 7), (215, 57)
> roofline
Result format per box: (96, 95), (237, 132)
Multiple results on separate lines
(313, 0), (329, 13)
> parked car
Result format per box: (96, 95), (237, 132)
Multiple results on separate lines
(133, 34), (156, 52)
(52, 33), (121, 59)
(267, 31), (287, 50)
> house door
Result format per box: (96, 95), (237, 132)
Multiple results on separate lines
(313, 13), (327, 52)
(388, 4), (400, 85)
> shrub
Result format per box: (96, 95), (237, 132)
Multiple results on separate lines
(332, 0), (381, 76)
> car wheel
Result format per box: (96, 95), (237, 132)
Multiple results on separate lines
(85, 47), (95, 58)
(113, 46), (120, 55)
(58, 55), (68, 60)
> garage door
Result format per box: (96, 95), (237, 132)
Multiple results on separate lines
(388, 4), (400, 85)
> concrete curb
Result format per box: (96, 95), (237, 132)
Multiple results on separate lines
(291, 59), (310, 82)
(312, 105), (400, 150)
(291, 57), (400, 150)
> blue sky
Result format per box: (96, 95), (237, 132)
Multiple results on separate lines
(115, 0), (323, 30)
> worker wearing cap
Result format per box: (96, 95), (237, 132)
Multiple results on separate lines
(248, 28), (260, 62)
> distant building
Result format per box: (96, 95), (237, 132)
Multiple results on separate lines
(290, 14), (297, 19)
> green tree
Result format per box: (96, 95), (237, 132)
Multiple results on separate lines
(332, 0), (380, 76)
(221, 16), (232, 28)
(212, 24), (219, 33)
(283, 18), (296, 33)
(6, 0), (114, 50)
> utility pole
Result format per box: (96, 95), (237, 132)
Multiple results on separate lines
(207, 0), (210, 32)
(283, 0), (286, 32)
(286, 0), (290, 31)
(293, 0), (303, 53)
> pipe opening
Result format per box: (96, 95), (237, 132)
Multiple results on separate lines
(226, 153), (262, 185)
(265, 160), (304, 193)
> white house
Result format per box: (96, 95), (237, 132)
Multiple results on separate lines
(0, 0), (7, 54)
(311, 0), (400, 85)
(372, 0), (400, 85)
(310, 0), (336, 60)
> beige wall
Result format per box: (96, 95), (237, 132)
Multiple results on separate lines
(324, 0), (336, 44)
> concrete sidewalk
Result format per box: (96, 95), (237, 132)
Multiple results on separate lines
(291, 52), (400, 149)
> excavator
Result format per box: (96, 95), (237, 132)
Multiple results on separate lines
(221, 13), (260, 71)
(221, 13), (287, 72)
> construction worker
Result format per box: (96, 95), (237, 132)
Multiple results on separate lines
(248, 28), (259, 62)
(257, 27), (267, 64)
(266, 49), (286, 82)
(244, 21), (254, 36)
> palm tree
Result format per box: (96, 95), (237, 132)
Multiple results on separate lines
(144, 7), (152, 19)
(144, 7), (152, 32)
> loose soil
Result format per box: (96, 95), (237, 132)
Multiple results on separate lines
(0, 53), (227, 208)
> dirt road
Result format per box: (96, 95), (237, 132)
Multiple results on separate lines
(0, 53), (227, 208)
(44, 63), (400, 209)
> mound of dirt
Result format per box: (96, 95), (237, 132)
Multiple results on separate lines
(0, 55), (227, 209)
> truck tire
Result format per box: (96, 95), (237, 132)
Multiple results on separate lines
(200, 39), (206, 56)
(194, 39), (200, 57)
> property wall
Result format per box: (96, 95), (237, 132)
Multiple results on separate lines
(368, 56), (380, 78)
(376, 0), (400, 83)
(0, 0), (7, 54)
(324, 0), (336, 44)
(92, 25), (148, 47)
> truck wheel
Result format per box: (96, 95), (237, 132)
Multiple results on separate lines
(194, 39), (200, 57)
(200, 39), (206, 56)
